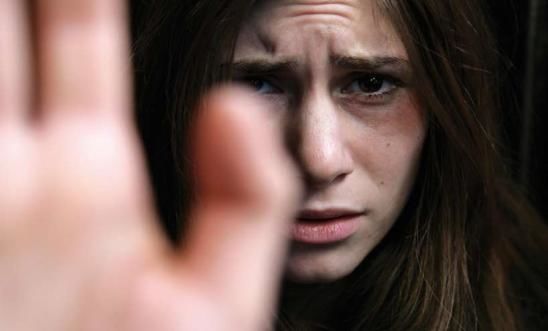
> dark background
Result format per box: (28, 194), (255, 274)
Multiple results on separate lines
(130, 0), (548, 221)
(490, 0), (548, 220)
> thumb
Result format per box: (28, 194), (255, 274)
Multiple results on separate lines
(182, 86), (301, 327)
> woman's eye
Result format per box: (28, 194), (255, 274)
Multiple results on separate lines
(244, 78), (281, 94)
(341, 75), (398, 97)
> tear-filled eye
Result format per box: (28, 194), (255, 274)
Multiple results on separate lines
(341, 74), (398, 96)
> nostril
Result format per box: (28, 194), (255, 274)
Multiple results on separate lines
(302, 169), (350, 192)
(333, 172), (350, 183)
(292, 140), (355, 190)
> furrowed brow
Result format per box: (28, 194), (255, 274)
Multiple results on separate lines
(332, 55), (411, 72)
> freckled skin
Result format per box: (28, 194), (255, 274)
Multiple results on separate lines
(235, 0), (426, 282)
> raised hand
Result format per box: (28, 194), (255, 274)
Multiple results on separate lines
(0, 1), (300, 330)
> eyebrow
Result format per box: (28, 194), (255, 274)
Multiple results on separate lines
(228, 56), (412, 78)
(331, 56), (411, 73)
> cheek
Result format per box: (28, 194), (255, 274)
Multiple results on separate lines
(346, 93), (425, 202)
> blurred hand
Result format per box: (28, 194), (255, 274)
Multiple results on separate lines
(0, 0), (300, 330)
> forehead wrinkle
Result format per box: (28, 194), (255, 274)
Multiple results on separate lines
(247, 8), (353, 57)
(282, 0), (359, 21)
(235, 21), (275, 56)
(245, 20), (276, 54)
(247, 1), (400, 54)
(250, 0), (361, 33)
(237, 0), (408, 71)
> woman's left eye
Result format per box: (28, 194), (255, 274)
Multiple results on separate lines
(341, 74), (398, 97)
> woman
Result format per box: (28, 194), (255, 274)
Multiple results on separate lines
(134, 0), (547, 330)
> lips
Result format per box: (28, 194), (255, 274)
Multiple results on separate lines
(297, 209), (364, 221)
(292, 208), (364, 244)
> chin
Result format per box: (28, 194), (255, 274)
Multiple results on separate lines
(284, 243), (368, 283)
(285, 265), (352, 283)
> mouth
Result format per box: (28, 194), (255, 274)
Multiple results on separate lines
(291, 209), (364, 244)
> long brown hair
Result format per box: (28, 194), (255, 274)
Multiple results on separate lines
(133, 0), (548, 330)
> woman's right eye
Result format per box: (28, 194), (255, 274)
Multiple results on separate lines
(243, 78), (282, 94)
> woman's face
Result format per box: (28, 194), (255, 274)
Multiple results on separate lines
(234, 0), (426, 282)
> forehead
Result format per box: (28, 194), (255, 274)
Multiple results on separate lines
(235, 0), (406, 60)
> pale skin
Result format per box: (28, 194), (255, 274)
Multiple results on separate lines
(0, 0), (300, 330)
(235, 0), (426, 282)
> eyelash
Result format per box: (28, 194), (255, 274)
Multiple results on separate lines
(340, 74), (400, 100)
(238, 73), (402, 103)
(240, 77), (283, 94)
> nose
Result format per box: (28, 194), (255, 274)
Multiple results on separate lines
(288, 92), (354, 188)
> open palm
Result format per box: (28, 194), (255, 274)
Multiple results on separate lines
(0, 1), (300, 330)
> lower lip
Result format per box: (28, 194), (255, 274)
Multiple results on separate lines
(291, 215), (362, 244)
